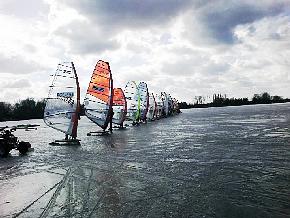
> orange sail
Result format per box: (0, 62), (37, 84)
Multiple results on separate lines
(84, 60), (113, 130)
(87, 62), (111, 103)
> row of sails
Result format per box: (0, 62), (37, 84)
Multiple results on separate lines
(44, 60), (180, 140)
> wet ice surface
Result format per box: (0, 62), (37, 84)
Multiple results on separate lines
(1, 103), (290, 218)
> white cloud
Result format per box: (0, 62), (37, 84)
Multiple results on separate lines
(2, 79), (31, 89)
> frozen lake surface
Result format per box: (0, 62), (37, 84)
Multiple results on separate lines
(1, 103), (290, 217)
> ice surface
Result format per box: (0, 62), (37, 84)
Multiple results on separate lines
(1, 103), (290, 217)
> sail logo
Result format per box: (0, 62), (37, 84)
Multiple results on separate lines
(93, 85), (105, 92)
(57, 92), (74, 98)
(57, 92), (74, 105)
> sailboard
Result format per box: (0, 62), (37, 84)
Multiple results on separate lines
(137, 82), (149, 122)
(124, 81), (140, 123)
(84, 60), (113, 133)
(43, 62), (80, 144)
(147, 93), (157, 121)
(112, 88), (127, 127)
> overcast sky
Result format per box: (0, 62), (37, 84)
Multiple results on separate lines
(0, 0), (289, 103)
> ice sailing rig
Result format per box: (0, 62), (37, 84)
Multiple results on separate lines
(43, 62), (81, 145)
(84, 60), (114, 135)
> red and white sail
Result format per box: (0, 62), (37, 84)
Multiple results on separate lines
(112, 88), (127, 126)
(84, 60), (113, 130)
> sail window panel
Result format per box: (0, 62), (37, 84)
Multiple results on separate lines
(87, 84), (110, 103)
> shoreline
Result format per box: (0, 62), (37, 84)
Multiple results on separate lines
(180, 100), (290, 109)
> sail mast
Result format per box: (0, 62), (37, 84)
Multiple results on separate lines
(109, 78), (113, 132)
(136, 82), (141, 122)
(71, 62), (80, 139)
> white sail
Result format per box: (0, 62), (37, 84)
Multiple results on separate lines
(124, 81), (139, 122)
(147, 93), (156, 120)
(137, 82), (149, 121)
(155, 93), (163, 119)
(44, 62), (80, 138)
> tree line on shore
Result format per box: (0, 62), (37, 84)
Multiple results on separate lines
(0, 92), (289, 121)
(0, 98), (45, 122)
(0, 98), (88, 122)
(179, 92), (290, 109)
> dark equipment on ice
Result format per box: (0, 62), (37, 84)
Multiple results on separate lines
(0, 127), (32, 157)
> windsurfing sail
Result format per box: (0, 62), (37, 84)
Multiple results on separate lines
(83, 60), (113, 130)
(161, 92), (169, 117)
(124, 81), (140, 122)
(147, 93), (156, 120)
(137, 82), (149, 121)
(112, 88), (127, 126)
(155, 93), (163, 119)
(44, 62), (80, 139)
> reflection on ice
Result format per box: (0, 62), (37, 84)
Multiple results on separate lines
(0, 172), (62, 217)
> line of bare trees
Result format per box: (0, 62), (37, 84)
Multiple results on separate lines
(180, 92), (289, 109)
(0, 98), (45, 122)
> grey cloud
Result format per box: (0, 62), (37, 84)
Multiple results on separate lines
(0, 54), (41, 75)
(125, 42), (151, 54)
(162, 60), (198, 76)
(54, 20), (120, 54)
(57, 0), (290, 54)
(161, 54), (229, 77)
(56, 0), (193, 56)
(170, 46), (195, 55)
(2, 79), (31, 89)
(190, 0), (290, 44)
(63, 0), (192, 28)
(74, 39), (119, 54)
(0, 0), (49, 20)
(159, 33), (173, 45)
(203, 5), (265, 43)
(24, 44), (38, 53)
(203, 62), (229, 76)
(234, 14), (290, 44)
